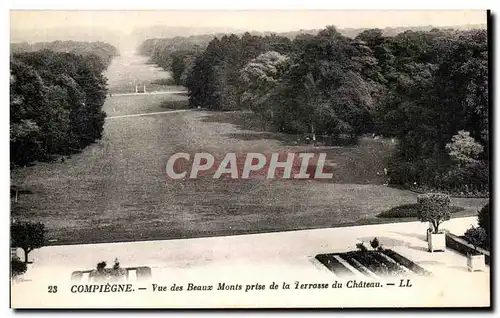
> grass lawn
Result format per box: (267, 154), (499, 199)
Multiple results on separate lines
(11, 102), (487, 245)
(103, 53), (185, 94)
(10, 54), (488, 246)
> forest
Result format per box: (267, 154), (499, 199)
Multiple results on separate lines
(138, 26), (489, 196)
(10, 41), (119, 167)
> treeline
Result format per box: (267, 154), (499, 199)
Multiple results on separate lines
(10, 41), (118, 167)
(11, 40), (119, 67)
(138, 26), (488, 195)
(138, 35), (216, 85)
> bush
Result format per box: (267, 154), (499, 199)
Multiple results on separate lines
(378, 203), (463, 218)
(439, 161), (489, 194)
(417, 193), (451, 233)
(464, 226), (487, 253)
(89, 258), (126, 282)
(478, 203), (490, 243)
(11, 256), (27, 278)
(355, 242), (368, 253)
(446, 232), (490, 261)
(445, 130), (484, 166)
(387, 151), (488, 197)
(387, 154), (451, 188)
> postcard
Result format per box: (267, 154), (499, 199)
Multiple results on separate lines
(9, 9), (490, 308)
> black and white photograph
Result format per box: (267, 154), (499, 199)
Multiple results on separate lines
(8, 8), (491, 308)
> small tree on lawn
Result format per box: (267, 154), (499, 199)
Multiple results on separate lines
(464, 226), (487, 255)
(417, 193), (451, 234)
(370, 237), (380, 250)
(11, 221), (45, 263)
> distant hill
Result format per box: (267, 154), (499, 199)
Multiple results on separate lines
(129, 23), (487, 41)
(129, 25), (244, 40)
(270, 23), (488, 39)
(11, 23), (487, 54)
(10, 40), (120, 67)
(11, 25), (244, 51)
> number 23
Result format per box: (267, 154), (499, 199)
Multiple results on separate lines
(48, 285), (58, 293)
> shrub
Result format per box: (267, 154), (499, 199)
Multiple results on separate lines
(446, 232), (490, 262)
(387, 147), (488, 196)
(89, 258), (126, 282)
(439, 161), (489, 194)
(370, 237), (379, 250)
(377, 203), (464, 218)
(97, 261), (106, 272)
(464, 226), (487, 254)
(355, 242), (368, 253)
(417, 193), (451, 233)
(445, 130), (483, 166)
(478, 203), (490, 242)
(11, 256), (27, 278)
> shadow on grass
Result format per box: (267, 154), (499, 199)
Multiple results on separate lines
(200, 111), (273, 132)
(200, 111), (330, 146)
(159, 99), (190, 110)
(224, 132), (300, 145)
(418, 260), (447, 265)
(448, 265), (470, 272)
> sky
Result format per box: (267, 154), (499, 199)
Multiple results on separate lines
(10, 10), (487, 34)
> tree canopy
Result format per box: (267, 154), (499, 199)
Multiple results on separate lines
(10, 41), (117, 167)
(137, 26), (489, 194)
(11, 221), (45, 263)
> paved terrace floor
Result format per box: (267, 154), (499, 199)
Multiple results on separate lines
(11, 217), (489, 308)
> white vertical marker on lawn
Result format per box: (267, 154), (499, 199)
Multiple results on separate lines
(82, 272), (90, 283)
(128, 269), (137, 283)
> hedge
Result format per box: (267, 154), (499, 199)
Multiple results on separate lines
(377, 203), (464, 218)
(445, 232), (490, 265)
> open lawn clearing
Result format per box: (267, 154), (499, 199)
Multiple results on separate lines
(104, 51), (183, 94)
(11, 100), (487, 245)
(11, 54), (487, 245)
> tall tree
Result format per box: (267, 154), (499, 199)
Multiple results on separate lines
(240, 51), (290, 118)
